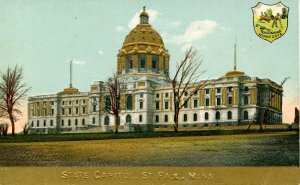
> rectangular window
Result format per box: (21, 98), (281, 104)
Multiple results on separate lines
(50, 101), (54, 105)
(184, 91), (189, 96)
(165, 101), (169, 109)
(205, 98), (209, 106)
(152, 60), (157, 69)
(217, 88), (221, 93)
(217, 97), (221, 106)
(245, 87), (249, 91)
(228, 97), (232, 105)
(130, 60), (133, 69)
(156, 94), (159, 98)
(62, 101), (65, 105)
(156, 102), (160, 110)
(193, 99), (198, 108)
(194, 90), (198, 95)
(83, 99), (86, 104)
(69, 101), (72, 105)
(205, 89), (210, 94)
(76, 107), (79, 114)
(68, 108), (72, 115)
(82, 107), (86, 114)
(93, 105), (97, 112)
(61, 108), (65, 115)
(228, 87), (232, 92)
(51, 109), (54, 116)
(244, 95), (249, 105)
(140, 102), (144, 109)
(76, 100), (78, 104)
(139, 115), (143, 122)
(165, 93), (169, 97)
(141, 59), (145, 68)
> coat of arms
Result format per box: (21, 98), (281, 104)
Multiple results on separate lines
(252, 2), (289, 42)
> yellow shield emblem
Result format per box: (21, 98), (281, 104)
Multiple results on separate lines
(252, 2), (289, 43)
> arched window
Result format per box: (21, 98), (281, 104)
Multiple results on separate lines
(68, 119), (71, 126)
(155, 115), (159, 123)
(126, 114), (131, 123)
(126, 95), (132, 110)
(31, 121), (34, 127)
(37, 120), (39, 127)
(227, 111), (232, 120)
(215, 111), (220, 120)
(92, 117), (95, 124)
(164, 115), (168, 122)
(205, 112), (209, 120)
(193, 113), (197, 121)
(75, 119), (78, 126)
(183, 114), (188, 122)
(50, 120), (53, 126)
(105, 96), (111, 111)
(43, 120), (46, 127)
(139, 115), (143, 122)
(244, 111), (248, 120)
(61, 120), (64, 126)
(104, 116), (109, 125)
(82, 119), (85, 126)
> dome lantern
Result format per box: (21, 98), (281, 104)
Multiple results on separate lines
(140, 6), (149, 24)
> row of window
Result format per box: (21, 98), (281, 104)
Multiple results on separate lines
(125, 55), (161, 71)
(31, 120), (54, 127)
(32, 117), (97, 127)
(32, 110), (250, 127)
(35, 101), (55, 107)
(154, 111), (249, 123)
(102, 111), (249, 125)
(61, 99), (86, 106)
(106, 93), (250, 111)
(61, 107), (87, 115)
(153, 87), (238, 99)
(32, 108), (55, 117)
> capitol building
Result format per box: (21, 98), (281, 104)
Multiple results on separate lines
(28, 8), (283, 134)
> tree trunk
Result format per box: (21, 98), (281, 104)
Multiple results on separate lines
(114, 114), (118, 134)
(174, 110), (179, 132)
(9, 115), (15, 136)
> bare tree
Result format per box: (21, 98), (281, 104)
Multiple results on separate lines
(0, 123), (9, 136)
(170, 47), (206, 132)
(0, 65), (30, 136)
(22, 122), (30, 135)
(105, 73), (123, 133)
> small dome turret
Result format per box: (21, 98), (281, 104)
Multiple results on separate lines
(140, 6), (149, 24)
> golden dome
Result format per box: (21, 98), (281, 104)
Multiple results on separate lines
(118, 7), (168, 56)
(122, 24), (164, 47)
(116, 7), (170, 77)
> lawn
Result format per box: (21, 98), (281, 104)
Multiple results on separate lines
(0, 131), (298, 166)
(0, 124), (292, 143)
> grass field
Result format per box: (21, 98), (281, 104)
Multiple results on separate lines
(0, 131), (298, 166)
(0, 125), (292, 143)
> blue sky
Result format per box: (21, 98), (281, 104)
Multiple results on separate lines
(0, 0), (298, 123)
